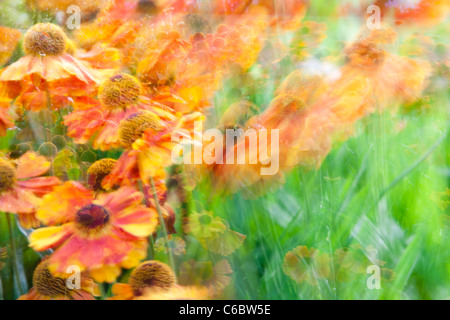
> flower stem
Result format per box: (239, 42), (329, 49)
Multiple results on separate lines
(149, 177), (176, 275)
(5, 212), (25, 295)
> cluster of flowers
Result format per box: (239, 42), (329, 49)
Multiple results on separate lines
(0, 0), (447, 299)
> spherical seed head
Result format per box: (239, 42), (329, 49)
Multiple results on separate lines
(24, 23), (68, 56)
(33, 259), (68, 298)
(118, 111), (164, 148)
(129, 261), (176, 296)
(87, 158), (116, 191)
(98, 74), (141, 109)
(39, 142), (58, 157)
(0, 159), (16, 194)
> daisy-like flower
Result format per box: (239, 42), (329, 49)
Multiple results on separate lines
(342, 29), (431, 107)
(179, 259), (233, 292)
(19, 258), (100, 300)
(0, 23), (100, 111)
(28, 182), (158, 283)
(282, 246), (331, 286)
(102, 109), (203, 188)
(185, 211), (246, 256)
(0, 152), (60, 229)
(110, 260), (176, 300)
(155, 235), (186, 256)
(64, 73), (176, 151)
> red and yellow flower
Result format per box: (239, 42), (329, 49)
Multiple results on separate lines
(29, 182), (158, 282)
(0, 152), (60, 228)
(64, 73), (176, 150)
(0, 23), (101, 111)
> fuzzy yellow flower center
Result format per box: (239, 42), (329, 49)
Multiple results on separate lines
(98, 74), (141, 109)
(118, 111), (164, 148)
(75, 204), (111, 235)
(129, 261), (176, 296)
(33, 260), (69, 298)
(87, 158), (116, 191)
(0, 159), (16, 194)
(24, 23), (68, 56)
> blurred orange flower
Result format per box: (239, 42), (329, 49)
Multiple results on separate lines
(0, 152), (60, 228)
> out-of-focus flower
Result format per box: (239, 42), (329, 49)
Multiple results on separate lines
(185, 211), (245, 256)
(0, 26), (20, 67)
(0, 83), (18, 136)
(64, 73), (175, 150)
(385, 0), (450, 26)
(179, 259), (232, 292)
(155, 235), (186, 255)
(343, 29), (431, 106)
(0, 23), (101, 111)
(0, 152), (60, 228)
(19, 258), (100, 300)
(29, 182), (157, 282)
(110, 260), (175, 300)
(282, 246), (331, 286)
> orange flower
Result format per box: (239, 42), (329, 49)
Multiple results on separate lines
(29, 182), (158, 282)
(0, 152), (60, 229)
(0, 26), (20, 67)
(19, 257), (100, 300)
(0, 83), (17, 136)
(342, 29), (431, 106)
(392, 0), (449, 25)
(64, 73), (176, 150)
(103, 110), (204, 187)
(0, 23), (100, 111)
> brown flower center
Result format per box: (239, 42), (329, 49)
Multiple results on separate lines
(118, 111), (164, 148)
(87, 158), (116, 191)
(98, 74), (141, 109)
(24, 23), (68, 56)
(75, 204), (110, 232)
(33, 260), (69, 298)
(0, 159), (16, 194)
(129, 261), (176, 296)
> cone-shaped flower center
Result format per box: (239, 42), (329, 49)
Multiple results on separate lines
(24, 23), (68, 56)
(98, 74), (141, 109)
(0, 159), (16, 194)
(118, 111), (164, 148)
(75, 204), (110, 231)
(129, 261), (176, 296)
(33, 260), (68, 298)
(87, 158), (116, 191)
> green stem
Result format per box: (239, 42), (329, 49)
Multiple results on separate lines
(6, 213), (24, 295)
(149, 177), (175, 275)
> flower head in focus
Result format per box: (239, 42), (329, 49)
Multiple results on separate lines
(29, 182), (158, 282)
(0, 23), (101, 111)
